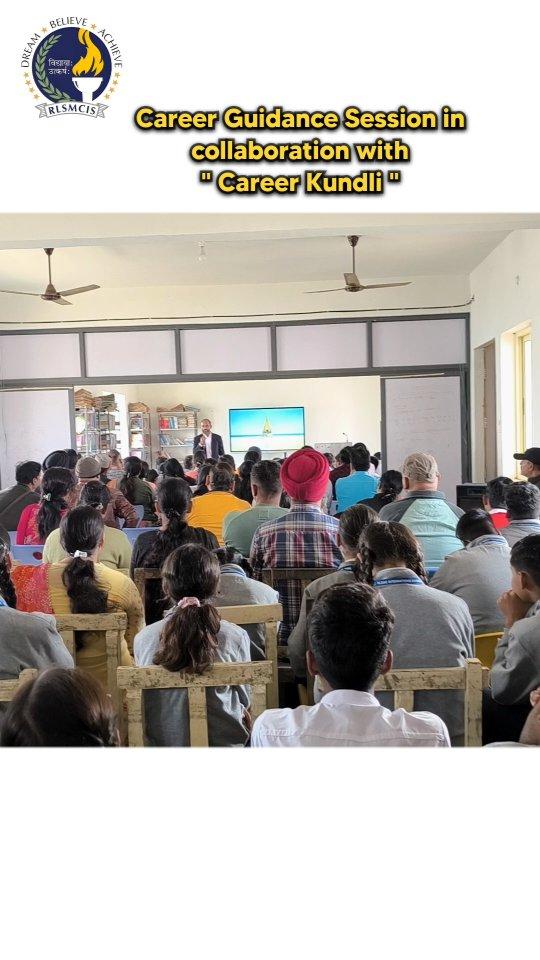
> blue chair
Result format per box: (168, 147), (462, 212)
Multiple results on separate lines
(8, 532), (16, 547)
(426, 566), (439, 581)
(123, 527), (157, 545)
(12, 545), (44, 566)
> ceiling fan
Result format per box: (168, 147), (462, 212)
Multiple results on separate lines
(305, 235), (412, 294)
(0, 248), (100, 306)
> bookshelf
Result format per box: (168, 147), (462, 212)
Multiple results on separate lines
(75, 406), (100, 456)
(156, 408), (198, 459)
(129, 409), (152, 461)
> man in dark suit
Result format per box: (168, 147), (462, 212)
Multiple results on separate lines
(193, 418), (225, 460)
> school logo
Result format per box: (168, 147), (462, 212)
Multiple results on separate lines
(21, 18), (123, 118)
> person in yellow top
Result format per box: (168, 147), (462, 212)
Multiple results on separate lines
(42, 481), (132, 575)
(12, 505), (144, 690)
(188, 466), (250, 545)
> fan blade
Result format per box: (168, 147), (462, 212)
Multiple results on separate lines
(57, 284), (100, 297)
(53, 297), (73, 306)
(304, 288), (347, 294)
(0, 289), (42, 297)
(344, 272), (360, 287)
(358, 282), (412, 290)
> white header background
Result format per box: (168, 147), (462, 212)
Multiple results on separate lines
(1, 4), (538, 959)
(2, 0), (539, 211)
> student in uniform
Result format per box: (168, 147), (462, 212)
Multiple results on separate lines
(501, 482), (540, 547)
(335, 443), (378, 513)
(431, 509), (511, 634)
(251, 582), (450, 748)
(359, 521), (474, 744)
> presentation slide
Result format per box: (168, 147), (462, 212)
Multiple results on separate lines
(229, 406), (305, 452)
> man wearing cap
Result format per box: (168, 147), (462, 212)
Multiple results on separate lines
(514, 448), (540, 490)
(250, 448), (341, 642)
(379, 452), (463, 569)
(75, 456), (138, 529)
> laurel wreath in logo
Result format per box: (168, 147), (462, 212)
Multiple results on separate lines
(34, 33), (72, 102)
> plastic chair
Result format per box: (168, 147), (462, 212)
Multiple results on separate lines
(11, 545), (44, 565)
(474, 632), (502, 669)
(8, 532), (16, 546)
(134, 505), (145, 525)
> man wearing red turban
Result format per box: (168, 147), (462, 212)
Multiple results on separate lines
(250, 448), (341, 653)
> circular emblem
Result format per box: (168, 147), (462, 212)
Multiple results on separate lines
(32, 27), (112, 104)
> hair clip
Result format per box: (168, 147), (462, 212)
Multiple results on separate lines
(177, 596), (200, 609)
(42, 492), (52, 501)
(73, 550), (88, 559)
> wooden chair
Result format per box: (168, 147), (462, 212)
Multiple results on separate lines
(216, 603), (282, 709)
(0, 669), (38, 703)
(134, 567), (161, 620)
(54, 612), (128, 715)
(261, 567), (334, 591)
(374, 658), (486, 746)
(474, 632), (502, 669)
(117, 661), (274, 747)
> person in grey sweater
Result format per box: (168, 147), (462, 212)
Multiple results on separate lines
(483, 535), (540, 743)
(288, 503), (378, 679)
(501, 482), (540, 547)
(134, 543), (251, 747)
(212, 547), (279, 659)
(431, 509), (511, 634)
(359, 521), (474, 743)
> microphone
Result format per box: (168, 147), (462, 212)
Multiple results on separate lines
(342, 432), (350, 444)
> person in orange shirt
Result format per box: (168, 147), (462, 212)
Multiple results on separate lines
(188, 466), (250, 545)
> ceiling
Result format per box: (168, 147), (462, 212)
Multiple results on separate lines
(0, 213), (539, 293)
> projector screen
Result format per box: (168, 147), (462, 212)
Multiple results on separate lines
(229, 406), (305, 453)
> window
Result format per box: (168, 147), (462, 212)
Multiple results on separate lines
(515, 327), (532, 474)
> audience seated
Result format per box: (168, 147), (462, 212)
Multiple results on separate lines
(1, 668), (119, 747)
(134, 544), (251, 746)
(43, 481), (132, 575)
(12, 506), (142, 686)
(183, 455), (198, 482)
(0, 540), (73, 699)
(431, 509), (511, 633)
(379, 453), (463, 568)
(213, 546), (279, 658)
(159, 457), (185, 482)
(234, 460), (254, 504)
(288, 503), (377, 680)
(362, 469), (403, 514)
(483, 535), (540, 742)
(329, 446), (352, 498)
(43, 450), (73, 471)
(130, 477), (219, 623)
(119, 456), (158, 525)
(224, 460), (288, 557)
(107, 449), (124, 482)
(501, 482), (540, 546)
(514, 447), (540, 490)
(359, 521), (474, 743)
(518, 688), (540, 746)
(323, 452), (335, 470)
(188, 466), (250, 545)
(335, 442), (378, 513)
(250, 448), (341, 642)
(16, 467), (77, 545)
(76, 456), (138, 528)
(482, 476), (512, 530)
(192, 462), (213, 497)
(0, 460), (42, 532)
(251, 582), (450, 747)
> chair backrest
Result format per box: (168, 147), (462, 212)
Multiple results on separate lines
(11, 545), (44, 565)
(117, 661), (274, 747)
(374, 658), (485, 746)
(134, 504), (145, 524)
(54, 612), (128, 717)
(216, 602), (283, 709)
(474, 632), (502, 669)
(261, 567), (335, 588)
(124, 527), (156, 545)
(0, 668), (38, 703)
(8, 532), (16, 547)
(134, 567), (161, 611)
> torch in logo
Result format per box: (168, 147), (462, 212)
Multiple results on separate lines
(71, 29), (104, 103)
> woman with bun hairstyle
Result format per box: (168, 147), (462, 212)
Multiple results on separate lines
(134, 543), (251, 746)
(43, 481), (133, 575)
(16, 467), (77, 545)
(119, 456), (158, 525)
(12, 505), (143, 688)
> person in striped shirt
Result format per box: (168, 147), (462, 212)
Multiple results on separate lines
(250, 448), (341, 641)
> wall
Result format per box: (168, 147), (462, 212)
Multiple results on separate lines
(470, 229), (540, 478)
(90, 375), (382, 462)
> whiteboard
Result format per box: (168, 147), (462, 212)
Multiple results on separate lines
(181, 327), (272, 375)
(383, 376), (463, 501)
(0, 389), (74, 487)
(276, 322), (368, 371)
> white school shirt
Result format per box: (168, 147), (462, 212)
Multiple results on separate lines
(251, 689), (450, 747)
(205, 433), (213, 458)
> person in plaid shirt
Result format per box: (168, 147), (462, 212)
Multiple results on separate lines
(250, 449), (341, 641)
